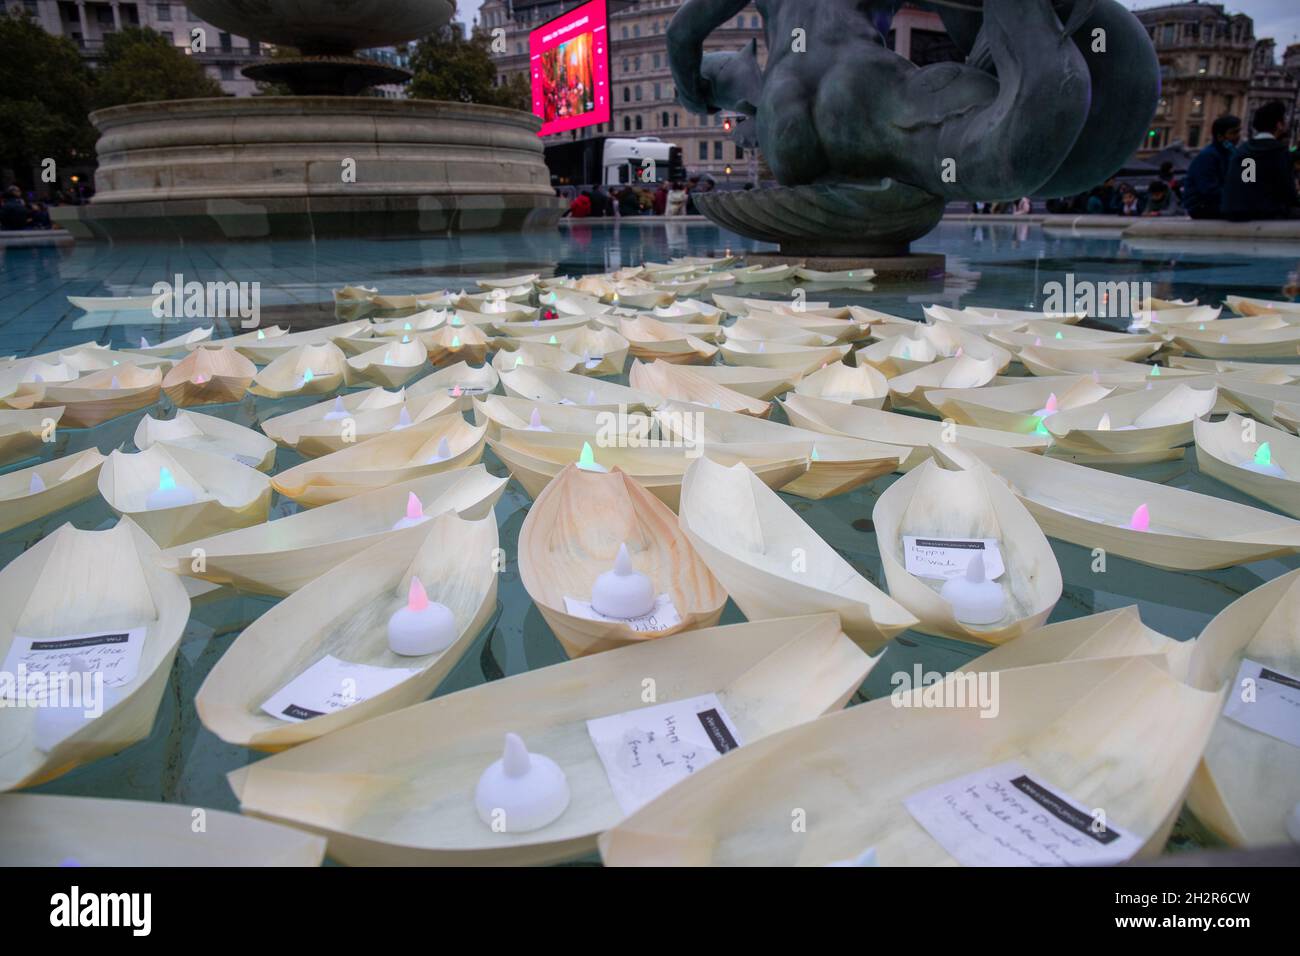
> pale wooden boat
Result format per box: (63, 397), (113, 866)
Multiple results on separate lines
(649, 300), (724, 322)
(1194, 413), (1300, 517)
(686, 363), (801, 400)
(0, 407), (62, 467)
(135, 409), (277, 472)
(371, 308), (447, 338)
(887, 355), (1001, 415)
(923, 305), (1028, 330)
(733, 263), (802, 284)
(333, 284), (378, 302)
(720, 340), (850, 375)
(166, 466), (506, 596)
(1021, 348), (1203, 384)
(855, 334), (938, 376)
(1170, 323), (1300, 359)
(1001, 335), (1162, 365)
(66, 294), (160, 312)
(680, 458), (915, 651)
(228, 613), (871, 865)
(492, 313), (591, 338)
(1045, 383), (1217, 454)
(873, 456), (1061, 644)
(227, 321), (373, 365)
(713, 293), (829, 316)
(367, 289), (456, 311)
(0, 448), (105, 535)
(0, 518), (190, 791)
(965, 304), (1084, 325)
(248, 342), (352, 399)
(343, 336), (428, 388)
(198, 512), (498, 751)
(742, 309), (871, 343)
(122, 326), (215, 359)
(914, 323), (1014, 371)
(196, 325), (289, 354)
(1169, 356), (1299, 381)
(518, 464), (727, 657)
(1215, 378), (1300, 432)
(499, 365), (659, 412)
(0, 359), (79, 403)
(629, 360), (770, 417)
(598, 656), (1219, 866)
(161, 347), (256, 406)
(0, 793), (326, 866)
(724, 317), (838, 348)
(1225, 294), (1300, 316)
(272, 416), (487, 507)
(472, 393), (651, 441)
(958, 605), (1179, 673)
(780, 394), (1049, 468)
(618, 316), (717, 365)
(1019, 320), (1163, 345)
(550, 294), (614, 317)
(1169, 569), (1300, 847)
(404, 360), (499, 410)
(491, 340), (583, 375)
(99, 444), (271, 548)
(477, 273), (540, 290)
(959, 444), (1300, 569)
(648, 316), (724, 345)
(466, 298), (540, 322)
(928, 376), (1113, 433)
(792, 361), (889, 409)
(6, 366), (162, 428)
(263, 389), (456, 459)
(57, 346), (173, 375)
(656, 401), (903, 498)
(489, 432), (808, 511)
(424, 322), (490, 366)
(795, 265), (876, 283)
(511, 324), (629, 377)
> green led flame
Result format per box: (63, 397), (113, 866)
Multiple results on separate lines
(1256, 442), (1273, 467)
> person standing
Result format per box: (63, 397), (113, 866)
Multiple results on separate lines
(1, 186), (30, 230)
(667, 181), (688, 216)
(1183, 115), (1241, 219)
(1223, 101), (1300, 221)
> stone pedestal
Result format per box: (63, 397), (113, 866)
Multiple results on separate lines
(55, 97), (565, 241)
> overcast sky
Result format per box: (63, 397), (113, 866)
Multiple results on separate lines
(456, 2), (1300, 48)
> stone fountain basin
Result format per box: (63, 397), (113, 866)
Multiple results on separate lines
(184, 0), (454, 53)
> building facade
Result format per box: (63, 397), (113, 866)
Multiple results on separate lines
(482, 0), (951, 180)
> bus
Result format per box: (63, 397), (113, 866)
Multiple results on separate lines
(544, 136), (685, 190)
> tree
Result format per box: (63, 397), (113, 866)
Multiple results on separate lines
(94, 27), (226, 109)
(408, 18), (530, 110)
(0, 11), (97, 188)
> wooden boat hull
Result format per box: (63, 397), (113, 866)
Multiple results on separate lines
(686, 364), (802, 401)
(7, 368), (163, 428)
(135, 410), (277, 473)
(160, 346), (255, 406)
(794, 362), (888, 409)
(1195, 414), (1300, 517)
(0, 407), (61, 467)
(0, 449), (105, 535)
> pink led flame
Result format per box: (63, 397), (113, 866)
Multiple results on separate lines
(1130, 503), (1150, 532)
(407, 577), (429, 612)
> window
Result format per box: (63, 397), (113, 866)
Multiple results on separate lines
(1191, 96), (1204, 117)
(736, 145), (744, 159)
(634, 56), (640, 71)
(624, 116), (632, 131)
(1187, 125), (1201, 149)
(623, 87), (630, 103)
(653, 53), (660, 69)
(713, 141), (722, 160)
(220, 64), (234, 80)
(661, 112), (669, 127)
(635, 114), (643, 130)
(623, 57), (629, 73)
(653, 82), (661, 100)
(699, 141), (708, 161)
(156, 4), (172, 21)
(1156, 96), (1169, 117)
(1197, 55), (1209, 74)
(633, 24), (639, 37)
(219, 32), (232, 51)
(634, 85), (642, 101)
(751, 15), (759, 28)
(672, 112), (679, 127)
(1161, 24), (1175, 45)
(621, 26), (628, 39)
(713, 113), (721, 126)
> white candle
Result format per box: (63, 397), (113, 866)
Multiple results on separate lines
(940, 552), (1006, 625)
(145, 467), (196, 510)
(391, 492), (431, 531)
(387, 577), (457, 656)
(323, 396), (349, 421)
(591, 542), (656, 619)
(475, 732), (570, 832)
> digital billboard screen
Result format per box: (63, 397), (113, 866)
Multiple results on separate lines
(529, 0), (610, 137)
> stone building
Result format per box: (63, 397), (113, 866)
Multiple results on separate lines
(482, 0), (952, 181)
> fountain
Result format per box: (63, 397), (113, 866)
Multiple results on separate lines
(55, 1), (564, 241)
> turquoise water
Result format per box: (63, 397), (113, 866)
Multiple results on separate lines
(3, 221), (1297, 859)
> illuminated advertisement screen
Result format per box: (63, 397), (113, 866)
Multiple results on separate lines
(529, 0), (610, 137)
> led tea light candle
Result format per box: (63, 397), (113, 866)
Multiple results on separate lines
(1097, 413), (1112, 431)
(526, 408), (551, 432)
(426, 438), (452, 464)
(140, 336), (150, 349)
(475, 732), (570, 832)
(298, 368), (315, 388)
(1033, 393), (1059, 419)
(1034, 337), (1043, 347)
(1150, 365), (1160, 377)
(110, 376), (120, 389)
(451, 384), (464, 398)
(29, 473), (46, 494)
(1243, 442), (1285, 478)
(391, 492), (431, 531)
(1130, 503), (1150, 532)
(758, 342), (766, 353)
(451, 315), (463, 327)
(450, 336), (461, 349)
(194, 374), (208, 385)
(146, 466), (196, 510)
(391, 406), (413, 431)
(257, 329), (266, 339)
(591, 542), (656, 619)
(577, 441), (606, 473)
(548, 334), (558, 345)
(387, 577), (456, 656)
(940, 552), (1006, 625)
(1054, 331), (1064, 340)
(323, 396), (348, 421)
(403, 322), (413, 332)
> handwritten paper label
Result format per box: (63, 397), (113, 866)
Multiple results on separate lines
(2, 628), (146, 698)
(563, 594), (682, 632)
(903, 537), (1005, 580)
(448, 386), (490, 397)
(260, 654), (419, 723)
(904, 761), (1143, 866)
(584, 355), (604, 370)
(587, 693), (743, 814)
(1223, 658), (1300, 748)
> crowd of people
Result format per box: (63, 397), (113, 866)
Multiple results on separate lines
(0, 183), (93, 231)
(562, 175), (728, 219)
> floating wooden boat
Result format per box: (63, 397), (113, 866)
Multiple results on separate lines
(228, 321), (373, 365)
(855, 334), (938, 376)
(725, 317), (838, 348)
(742, 309), (872, 343)
(795, 265), (876, 283)
(345, 337), (429, 388)
(518, 464), (726, 657)
(679, 458), (915, 651)
(477, 273), (540, 290)
(99, 444), (272, 548)
(618, 316), (717, 365)
(1016, 346), (1201, 384)
(958, 444), (1300, 569)
(0, 406), (62, 467)
(630, 360), (770, 417)
(165, 466), (506, 596)
(248, 342), (352, 399)
(489, 432), (808, 511)
(160, 346), (256, 406)
(1170, 322), (1300, 359)
(197, 512), (498, 751)
(366, 290), (452, 312)
(491, 340), (583, 375)
(1169, 356), (1299, 381)
(928, 376), (1114, 433)
(1215, 378), (1300, 432)
(510, 324), (629, 377)
(999, 334), (1162, 364)
(0, 518), (190, 791)
(6, 365), (162, 428)
(0, 448), (105, 535)
(472, 393), (651, 441)
(780, 394), (1049, 468)
(598, 656), (1218, 866)
(196, 325), (289, 354)
(792, 361), (889, 409)
(1225, 294), (1300, 317)
(499, 365), (659, 412)
(713, 293), (828, 316)
(0, 793), (326, 866)
(685, 363), (801, 401)
(57, 346), (173, 375)
(0, 359), (79, 403)
(922, 305), (1027, 330)
(1194, 413), (1300, 516)
(959, 605), (1179, 673)
(964, 304), (1084, 325)
(872, 456), (1061, 644)
(492, 313), (591, 338)
(649, 300), (724, 322)
(404, 361), (499, 410)
(228, 613), (870, 865)
(122, 326), (214, 359)
(371, 308), (447, 338)
(1169, 570), (1300, 847)
(467, 298), (539, 322)
(734, 263), (802, 284)
(66, 293), (161, 312)
(135, 410), (276, 472)
(719, 340), (850, 375)
(424, 322), (490, 366)
(887, 355), (1001, 415)
(1045, 383), (1217, 454)
(264, 390), (456, 458)
(656, 401), (902, 498)
(271, 416), (487, 507)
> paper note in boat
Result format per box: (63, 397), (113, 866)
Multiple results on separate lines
(587, 693), (744, 815)
(563, 593), (682, 631)
(232, 453), (263, 469)
(904, 761), (1143, 867)
(449, 385), (491, 397)
(1222, 659), (1300, 749)
(2, 629), (146, 697)
(584, 355), (604, 370)
(260, 655), (420, 723)
(903, 537), (1005, 580)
